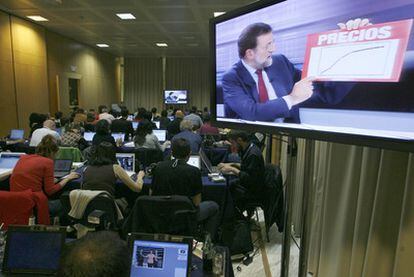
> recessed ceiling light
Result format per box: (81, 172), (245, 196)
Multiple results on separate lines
(156, 43), (168, 47)
(96, 44), (109, 48)
(27, 15), (49, 22)
(214, 12), (226, 17)
(116, 13), (136, 20)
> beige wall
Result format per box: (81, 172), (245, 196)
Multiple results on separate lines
(46, 31), (119, 115)
(0, 11), (18, 136)
(0, 12), (118, 136)
(11, 16), (49, 135)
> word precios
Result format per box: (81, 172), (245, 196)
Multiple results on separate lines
(317, 26), (392, 45)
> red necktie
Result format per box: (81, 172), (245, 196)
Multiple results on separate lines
(256, 69), (269, 103)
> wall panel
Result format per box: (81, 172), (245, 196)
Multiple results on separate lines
(0, 11), (18, 136)
(11, 16), (49, 134)
(46, 31), (118, 116)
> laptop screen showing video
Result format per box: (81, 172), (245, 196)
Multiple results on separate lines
(83, 132), (95, 142)
(116, 153), (135, 172)
(132, 122), (139, 130)
(129, 240), (190, 277)
(10, 129), (24, 140)
(153, 130), (166, 142)
(3, 229), (65, 274)
(0, 153), (24, 169)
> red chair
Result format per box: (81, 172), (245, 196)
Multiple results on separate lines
(0, 190), (50, 230)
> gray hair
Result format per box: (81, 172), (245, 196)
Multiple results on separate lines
(179, 120), (193, 131)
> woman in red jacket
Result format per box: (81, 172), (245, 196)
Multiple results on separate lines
(10, 135), (79, 216)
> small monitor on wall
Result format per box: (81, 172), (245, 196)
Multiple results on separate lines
(164, 90), (188, 104)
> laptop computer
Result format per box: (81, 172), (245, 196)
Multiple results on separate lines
(199, 148), (219, 174)
(83, 131), (95, 142)
(0, 152), (25, 169)
(187, 155), (201, 169)
(2, 225), (66, 276)
(112, 132), (125, 143)
(116, 153), (135, 177)
(127, 233), (192, 277)
(153, 130), (167, 142)
(132, 121), (139, 130)
(9, 129), (24, 140)
(54, 159), (73, 178)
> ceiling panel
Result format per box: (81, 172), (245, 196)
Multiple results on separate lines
(148, 7), (195, 22)
(0, 0), (255, 57)
(161, 22), (199, 33)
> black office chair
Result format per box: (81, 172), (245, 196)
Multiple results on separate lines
(122, 195), (198, 237)
(240, 164), (284, 242)
(60, 191), (120, 231)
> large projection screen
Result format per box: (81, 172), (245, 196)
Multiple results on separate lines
(210, 0), (414, 151)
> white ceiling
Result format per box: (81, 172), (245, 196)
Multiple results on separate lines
(0, 0), (255, 57)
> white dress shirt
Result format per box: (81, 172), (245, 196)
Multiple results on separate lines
(29, 127), (61, 146)
(241, 59), (293, 110)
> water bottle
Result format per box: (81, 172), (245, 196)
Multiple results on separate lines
(28, 215), (35, 226)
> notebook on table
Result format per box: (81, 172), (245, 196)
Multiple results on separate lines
(127, 233), (192, 277)
(2, 225), (66, 276)
(54, 159), (73, 178)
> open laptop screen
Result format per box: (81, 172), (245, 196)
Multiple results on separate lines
(187, 155), (201, 169)
(153, 130), (166, 142)
(83, 132), (95, 142)
(112, 132), (125, 142)
(129, 240), (190, 277)
(0, 152), (25, 169)
(54, 159), (72, 178)
(10, 129), (24, 140)
(2, 227), (65, 275)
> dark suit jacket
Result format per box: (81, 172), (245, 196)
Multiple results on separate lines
(222, 54), (352, 123)
(111, 118), (134, 141)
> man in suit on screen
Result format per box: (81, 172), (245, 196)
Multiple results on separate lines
(221, 22), (352, 123)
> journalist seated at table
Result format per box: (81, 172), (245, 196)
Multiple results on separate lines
(133, 119), (170, 151)
(10, 135), (80, 216)
(92, 119), (117, 147)
(82, 142), (145, 196)
(61, 122), (88, 150)
(29, 119), (61, 147)
(111, 108), (134, 141)
(217, 130), (265, 212)
(167, 110), (184, 139)
(172, 120), (202, 154)
(150, 138), (219, 239)
(159, 109), (171, 130)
